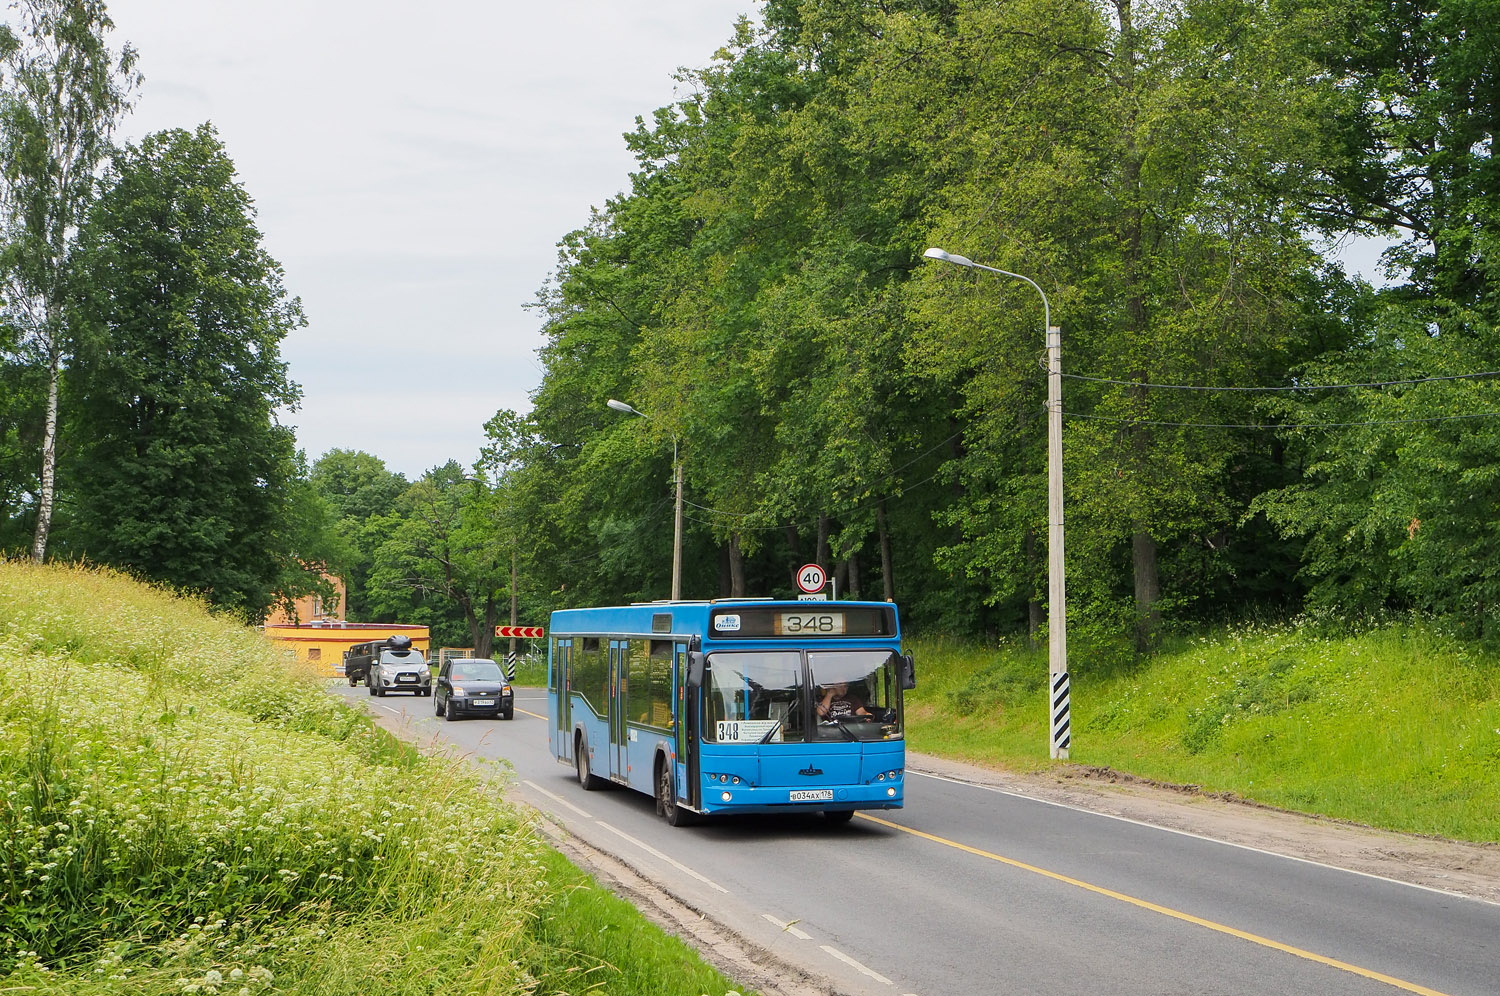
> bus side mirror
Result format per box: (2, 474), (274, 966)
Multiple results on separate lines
(686, 651), (706, 688)
(899, 653), (916, 690)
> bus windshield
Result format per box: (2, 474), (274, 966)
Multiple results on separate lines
(703, 649), (904, 744)
(809, 650), (902, 742)
(704, 651), (806, 743)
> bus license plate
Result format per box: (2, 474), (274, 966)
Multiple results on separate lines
(789, 789), (834, 802)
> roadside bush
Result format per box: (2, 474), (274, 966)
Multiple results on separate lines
(1, 560), (752, 996)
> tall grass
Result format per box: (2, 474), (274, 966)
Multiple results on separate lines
(907, 621), (1500, 841)
(0, 561), (747, 995)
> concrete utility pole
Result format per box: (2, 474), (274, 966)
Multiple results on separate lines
(923, 248), (1070, 759)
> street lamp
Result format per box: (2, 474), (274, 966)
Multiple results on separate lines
(607, 399), (684, 601)
(922, 246), (1070, 760)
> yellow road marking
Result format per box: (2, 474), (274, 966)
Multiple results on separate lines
(857, 813), (1454, 996)
(515, 705), (546, 720)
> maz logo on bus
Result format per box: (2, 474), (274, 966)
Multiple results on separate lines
(713, 614), (742, 632)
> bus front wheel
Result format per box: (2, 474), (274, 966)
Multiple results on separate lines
(656, 758), (696, 826)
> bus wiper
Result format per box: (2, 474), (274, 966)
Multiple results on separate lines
(822, 719), (857, 741)
(757, 720), (783, 744)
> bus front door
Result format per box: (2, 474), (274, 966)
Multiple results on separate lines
(678, 642), (700, 811)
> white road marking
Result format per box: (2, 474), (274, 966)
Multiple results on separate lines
(761, 913), (811, 939)
(595, 821), (729, 894)
(820, 945), (893, 985)
(521, 779), (593, 819)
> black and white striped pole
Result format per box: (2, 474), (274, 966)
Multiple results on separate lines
(924, 248), (1070, 759)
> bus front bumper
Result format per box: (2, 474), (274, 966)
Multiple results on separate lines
(699, 781), (903, 815)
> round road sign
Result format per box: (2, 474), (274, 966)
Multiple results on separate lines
(796, 563), (827, 594)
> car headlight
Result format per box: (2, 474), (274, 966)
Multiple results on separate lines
(451, 686), (467, 697)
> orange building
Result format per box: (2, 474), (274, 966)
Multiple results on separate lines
(266, 574), (348, 627)
(265, 620), (431, 677)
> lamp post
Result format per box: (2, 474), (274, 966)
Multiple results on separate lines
(607, 399), (684, 601)
(922, 247), (1070, 760)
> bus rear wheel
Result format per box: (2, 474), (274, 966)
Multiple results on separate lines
(576, 739), (603, 791)
(824, 810), (855, 824)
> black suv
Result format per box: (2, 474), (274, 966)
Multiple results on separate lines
(434, 658), (514, 721)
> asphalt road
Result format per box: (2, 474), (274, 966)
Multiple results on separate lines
(333, 682), (1500, 996)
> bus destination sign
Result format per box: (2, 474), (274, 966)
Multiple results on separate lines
(775, 611), (845, 635)
(708, 605), (894, 639)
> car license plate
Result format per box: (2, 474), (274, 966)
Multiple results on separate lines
(789, 789), (834, 802)
(473, 699), (494, 706)
(397, 675), (416, 682)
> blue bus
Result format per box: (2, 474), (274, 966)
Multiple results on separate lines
(547, 599), (916, 825)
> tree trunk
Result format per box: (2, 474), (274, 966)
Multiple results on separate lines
(30, 345), (59, 563)
(816, 513), (831, 572)
(1116, 0), (1162, 651)
(1025, 526), (1043, 649)
(475, 599), (497, 658)
(848, 550), (862, 601)
(785, 524), (802, 589)
(728, 533), (746, 596)
(1132, 528), (1161, 652)
(877, 501), (894, 601)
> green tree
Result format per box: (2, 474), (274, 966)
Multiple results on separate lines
(895, 0), (1344, 648)
(62, 124), (305, 619)
(367, 462), (512, 655)
(0, 0), (137, 561)
(1251, 1), (1500, 634)
(309, 448), (409, 620)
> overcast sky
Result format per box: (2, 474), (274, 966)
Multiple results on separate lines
(107, 1), (754, 480)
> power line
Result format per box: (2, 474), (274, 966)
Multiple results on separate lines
(1064, 410), (1500, 430)
(1061, 370), (1500, 392)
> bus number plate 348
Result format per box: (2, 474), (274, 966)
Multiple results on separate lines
(789, 789), (834, 802)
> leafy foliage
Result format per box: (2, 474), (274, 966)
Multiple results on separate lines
(59, 125), (305, 619)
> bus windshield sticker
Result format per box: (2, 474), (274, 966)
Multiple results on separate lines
(713, 613), (742, 632)
(715, 718), (780, 742)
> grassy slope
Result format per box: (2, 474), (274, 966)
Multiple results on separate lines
(907, 623), (1500, 842)
(0, 561), (745, 996)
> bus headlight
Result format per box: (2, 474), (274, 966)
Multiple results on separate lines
(721, 791), (732, 802)
(887, 787), (897, 797)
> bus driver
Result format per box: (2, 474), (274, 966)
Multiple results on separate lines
(817, 681), (871, 721)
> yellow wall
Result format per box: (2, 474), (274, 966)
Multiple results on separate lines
(265, 622), (430, 677)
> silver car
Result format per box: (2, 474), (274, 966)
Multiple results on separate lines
(367, 648), (432, 696)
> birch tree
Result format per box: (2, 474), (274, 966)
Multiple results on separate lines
(0, 0), (137, 561)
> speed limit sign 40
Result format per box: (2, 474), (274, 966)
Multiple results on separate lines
(796, 563), (827, 594)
